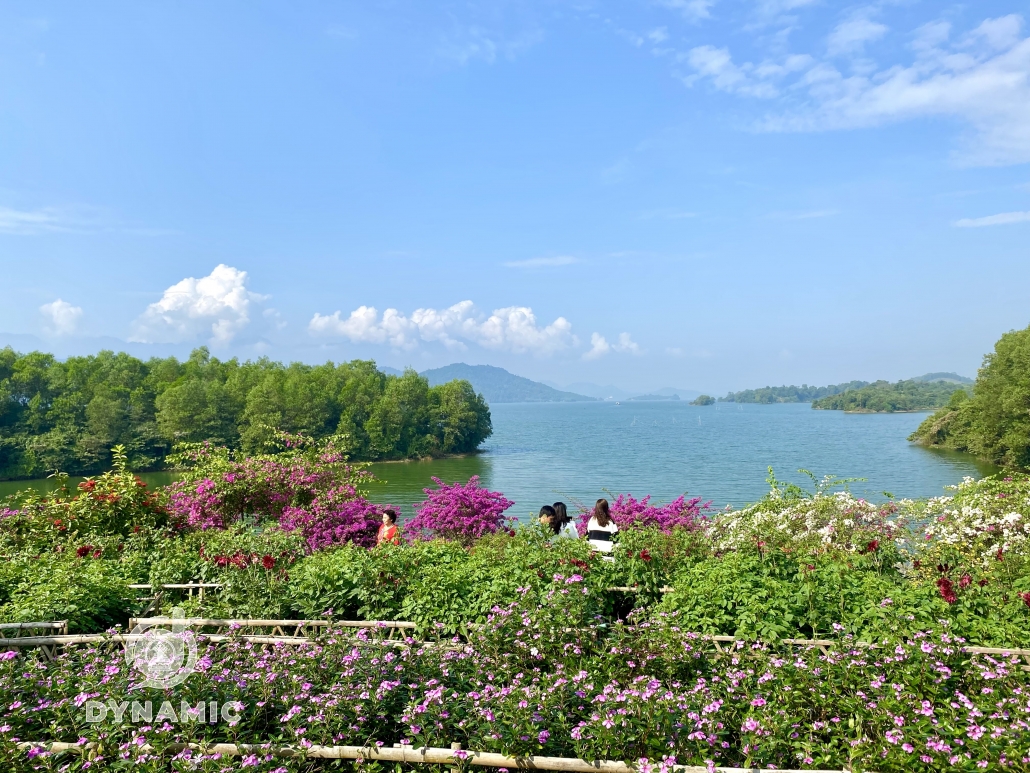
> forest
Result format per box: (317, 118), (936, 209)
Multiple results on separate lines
(911, 323), (1030, 469)
(0, 347), (492, 479)
(811, 378), (969, 412)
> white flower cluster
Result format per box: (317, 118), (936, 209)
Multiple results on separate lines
(711, 491), (905, 554)
(921, 476), (1030, 564)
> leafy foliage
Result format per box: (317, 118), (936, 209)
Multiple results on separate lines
(0, 346), (492, 479)
(911, 323), (1030, 468)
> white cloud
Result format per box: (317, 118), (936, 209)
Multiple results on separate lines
(666, 346), (685, 357)
(583, 332), (640, 360)
(503, 255), (581, 269)
(827, 18), (889, 57)
(649, 27), (669, 44)
(310, 301), (577, 356)
(39, 299), (83, 335)
(683, 47), (812, 98)
(0, 206), (77, 234)
(753, 15), (1030, 166)
(954, 210), (1030, 227)
(656, 0), (716, 22)
(130, 264), (268, 346)
(439, 27), (543, 65)
(613, 332), (641, 354)
(583, 333), (611, 360)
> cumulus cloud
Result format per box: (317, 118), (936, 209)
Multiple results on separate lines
(954, 210), (1030, 227)
(40, 299), (83, 335)
(583, 333), (611, 360)
(582, 332), (641, 360)
(131, 264), (269, 346)
(310, 301), (577, 355)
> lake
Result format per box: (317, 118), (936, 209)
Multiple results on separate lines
(0, 402), (998, 518)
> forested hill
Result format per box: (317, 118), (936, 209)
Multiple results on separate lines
(421, 363), (594, 403)
(812, 379), (971, 412)
(720, 381), (870, 404)
(0, 347), (492, 480)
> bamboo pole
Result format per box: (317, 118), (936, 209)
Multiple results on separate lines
(14, 741), (851, 773)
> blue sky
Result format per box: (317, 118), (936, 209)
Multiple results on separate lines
(1, 0), (1028, 394)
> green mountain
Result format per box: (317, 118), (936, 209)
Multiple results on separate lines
(911, 372), (973, 384)
(421, 363), (595, 403)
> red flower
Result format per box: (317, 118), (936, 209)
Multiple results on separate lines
(937, 577), (957, 604)
(215, 555), (229, 568)
(92, 549), (102, 559)
(1022, 592), (1030, 610)
(865, 539), (879, 553)
(261, 554), (275, 570)
(978, 578), (989, 587)
(996, 549), (1004, 562)
(75, 545), (92, 558)
(639, 549), (652, 562)
(912, 560), (921, 570)
(959, 574), (972, 589)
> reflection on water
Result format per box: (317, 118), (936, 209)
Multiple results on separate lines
(1, 403), (1000, 520)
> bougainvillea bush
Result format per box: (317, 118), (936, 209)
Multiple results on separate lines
(406, 476), (514, 545)
(0, 585), (1027, 772)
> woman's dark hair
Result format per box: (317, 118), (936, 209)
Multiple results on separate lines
(383, 509), (398, 524)
(593, 499), (611, 528)
(552, 502), (569, 527)
(539, 505), (559, 534)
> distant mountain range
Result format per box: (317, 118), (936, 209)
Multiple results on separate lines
(420, 363), (596, 403)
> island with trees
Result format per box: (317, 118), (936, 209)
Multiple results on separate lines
(720, 381), (870, 404)
(812, 379), (971, 413)
(0, 347), (492, 480)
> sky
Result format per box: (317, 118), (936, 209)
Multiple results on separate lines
(0, 0), (1028, 395)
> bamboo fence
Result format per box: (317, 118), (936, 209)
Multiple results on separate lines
(14, 741), (854, 773)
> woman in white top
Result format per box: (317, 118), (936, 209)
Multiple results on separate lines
(586, 498), (618, 552)
(552, 502), (580, 539)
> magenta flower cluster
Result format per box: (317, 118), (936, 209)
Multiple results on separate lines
(407, 476), (515, 545)
(577, 493), (712, 535)
(279, 490), (388, 551)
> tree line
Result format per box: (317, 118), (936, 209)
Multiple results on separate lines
(720, 381), (870, 404)
(812, 379), (969, 412)
(910, 324), (1030, 469)
(0, 347), (492, 480)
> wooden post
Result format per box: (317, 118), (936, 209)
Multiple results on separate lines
(450, 742), (462, 773)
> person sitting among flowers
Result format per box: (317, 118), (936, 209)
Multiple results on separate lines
(376, 509), (401, 546)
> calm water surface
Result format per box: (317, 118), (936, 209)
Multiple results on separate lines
(0, 403), (998, 518)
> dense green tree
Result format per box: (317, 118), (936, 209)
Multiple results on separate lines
(0, 347), (491, 479)
(911, 324), (1030, 468)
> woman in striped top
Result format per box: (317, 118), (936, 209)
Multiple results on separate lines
(586, 498), (618, 553)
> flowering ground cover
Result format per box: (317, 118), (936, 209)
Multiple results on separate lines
(1, 440), (1030, 770)
(0, 585), (1026, 772)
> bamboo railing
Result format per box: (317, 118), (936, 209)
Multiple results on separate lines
(14, 741), (852, 773)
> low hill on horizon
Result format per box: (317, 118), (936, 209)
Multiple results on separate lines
(911, 372), (973, 384)
(421, 363), (595, 404)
